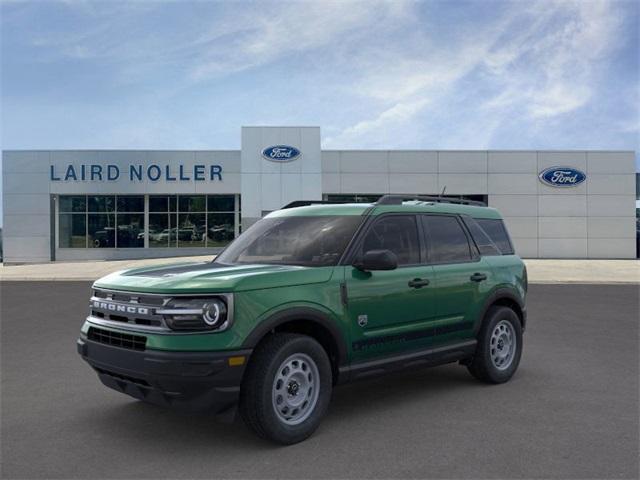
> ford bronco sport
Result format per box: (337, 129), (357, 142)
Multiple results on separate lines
(78, 195), (527, 444)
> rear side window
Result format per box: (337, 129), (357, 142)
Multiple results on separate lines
(462, 217), (501, 256)
(476, 218), (514, 255)
(423, 215), (472, 263)
(360, 215), (420, 265)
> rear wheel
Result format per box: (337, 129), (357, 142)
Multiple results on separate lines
(239, 333), (332, 444)
(467, 306), (523, 383)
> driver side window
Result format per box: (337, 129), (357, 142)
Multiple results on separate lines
(360, 215), (420, 266)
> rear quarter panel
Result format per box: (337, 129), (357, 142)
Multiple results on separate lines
(482, 255), (527, 307)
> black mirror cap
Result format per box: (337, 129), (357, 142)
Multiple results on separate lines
(353, 249), (398, 271)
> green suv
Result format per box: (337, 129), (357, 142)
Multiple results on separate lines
(78, 195), (527, 444)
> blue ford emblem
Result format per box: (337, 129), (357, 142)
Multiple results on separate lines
(261, 145), (301, 162)
(538, 166), (586, 187)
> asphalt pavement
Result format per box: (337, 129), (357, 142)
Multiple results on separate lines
(1, 282), (638, 479)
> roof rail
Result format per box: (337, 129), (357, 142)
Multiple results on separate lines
(376, 195), (487, 207)
(281, 200), (349, 209)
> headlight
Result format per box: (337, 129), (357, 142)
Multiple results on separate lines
(158, 297), (230, 332)
(203, 300), (227, 326)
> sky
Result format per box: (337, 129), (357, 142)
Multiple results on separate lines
(1, 0), (639, 224)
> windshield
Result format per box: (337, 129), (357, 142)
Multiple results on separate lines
(215, 215), (363, 267)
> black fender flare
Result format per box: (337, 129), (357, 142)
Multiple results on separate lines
(476, 287), (526, 333)
(241, 307), (349, 366)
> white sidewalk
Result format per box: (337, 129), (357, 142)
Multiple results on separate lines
(523, 259), (639, 284)
(0, 257), (638, 284)
(0, 255), (213, 281)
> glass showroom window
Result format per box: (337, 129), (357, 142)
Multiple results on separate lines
(88, 195), (115, 248)
(148, 195), (238, 248)
(115, 196), (144, 248)
(326, 194), (488, 204)
(59, 196), (87, 247)
(325, 194), (383, 203)
(207, 195), (236, 246)
(58, 195), (145, 248)
(178, 195), (206, 248)
(149, 195), (177, 248)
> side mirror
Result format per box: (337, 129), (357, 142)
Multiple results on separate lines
(353, 249), (398, 271)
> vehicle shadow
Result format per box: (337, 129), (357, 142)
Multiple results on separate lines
(83, 363), (492, 451)
(328, 363), (486, 417)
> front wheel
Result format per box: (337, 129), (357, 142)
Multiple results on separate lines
(467, 306), (523, 384)
(239, 333), (332, 444)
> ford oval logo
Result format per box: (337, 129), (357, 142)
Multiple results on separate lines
(261, 145), (301, 162)
(538, 166), (586, 188)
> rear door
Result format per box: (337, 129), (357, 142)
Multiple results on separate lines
(345, 214), (437, 361)
(421, 214), (492, 343)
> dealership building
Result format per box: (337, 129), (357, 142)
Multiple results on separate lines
(1, 126), (637, 263)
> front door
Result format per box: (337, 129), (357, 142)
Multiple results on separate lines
(345, 215), (437, 362)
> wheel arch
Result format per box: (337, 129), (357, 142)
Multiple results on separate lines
(242, 307), (348, 383)
(477, 288), (526, 333)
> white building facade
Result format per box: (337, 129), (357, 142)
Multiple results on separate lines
(2, 126), (637, 263)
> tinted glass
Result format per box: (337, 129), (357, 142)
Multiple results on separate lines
(88, 213), (115, 248)
(207, 195), (235, 212)
(361, 216), (420, 265)
(59, 194), (238, 249)
(88, 196), (115, 213)
(59, 214), (86, 247)
(462, 216), (501, 256)
(424, 215), (472, 263)
(476, 218), (514, 255)
(149, 213), (170, 248)
(207, 213), (235, 246)
(116, 213), (144, 247)
(327, 194), (382, 203)
(169, 212), (178, 246)
(149, 196), (168, 212)
(117, 196), (144, 212)
(178, 195), (206, 212)
(59, 196), (86, 213)
(216, 215), (362, 267)
(177, 213), (206, 247)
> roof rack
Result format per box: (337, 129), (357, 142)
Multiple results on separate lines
(281, 200), (349, 209)
(376, 195), (487, 207)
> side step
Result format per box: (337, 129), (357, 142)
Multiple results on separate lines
(338, 340), (477, 384)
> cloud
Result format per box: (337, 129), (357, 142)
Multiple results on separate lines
(328, 98), (430, 146)
(483, 0), (624, 119)
(17, 0), (412, 81)
(2, 0), (636, 156)
(325, 0), (629, 147)
(189, 1), (412, 80)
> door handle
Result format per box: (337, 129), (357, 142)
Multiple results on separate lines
(470, 272), (487, 282)
(408, 278), (430, 288)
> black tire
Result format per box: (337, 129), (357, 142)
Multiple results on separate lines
(467, 306), (523, 384)
(239, 333), (332, 445)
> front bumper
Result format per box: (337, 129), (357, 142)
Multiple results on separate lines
(77, 336), (251, 413)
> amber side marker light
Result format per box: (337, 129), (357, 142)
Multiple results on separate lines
(228, 356), (246, 367)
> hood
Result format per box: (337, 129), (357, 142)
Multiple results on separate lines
(93, 261), (335, 294)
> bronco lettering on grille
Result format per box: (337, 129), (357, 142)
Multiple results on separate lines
(92, 300), (149, 315)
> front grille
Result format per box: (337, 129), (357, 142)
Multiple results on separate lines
(89, 310), (163, 327)
(93, 289), (165, 306)
(90, 288), (169, 331)
(88, 326), (146, 351)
